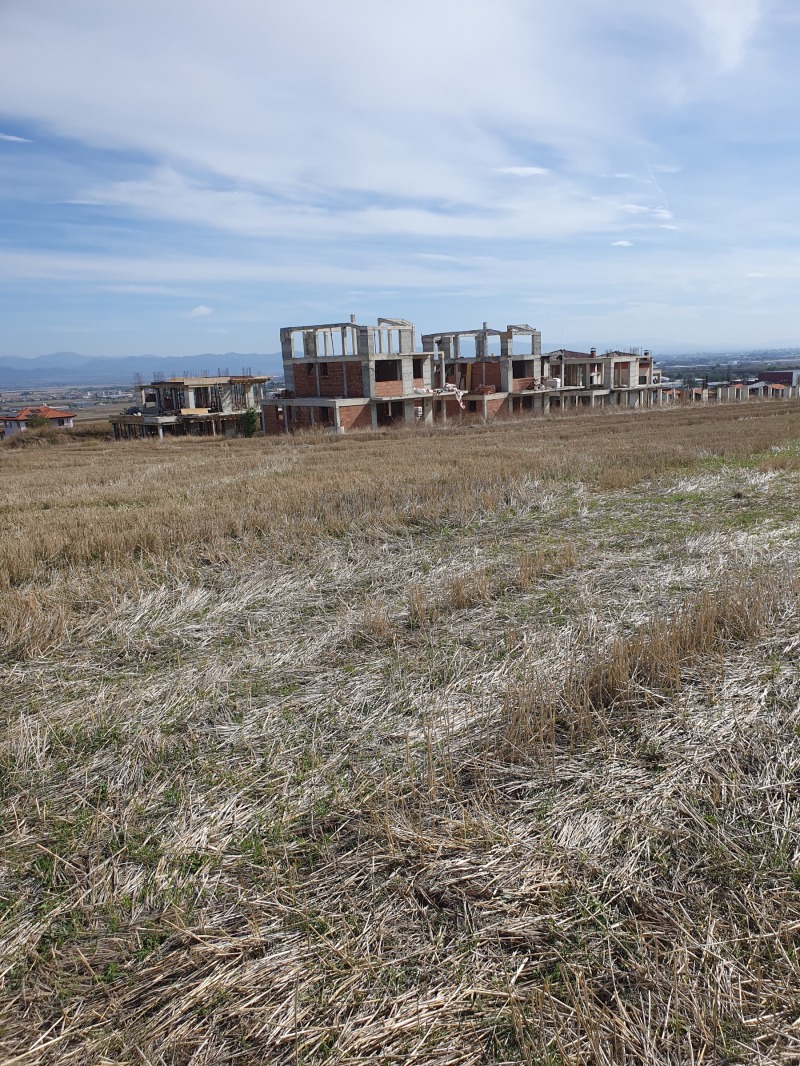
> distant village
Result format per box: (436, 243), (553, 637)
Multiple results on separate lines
(3, 316), (800, 440)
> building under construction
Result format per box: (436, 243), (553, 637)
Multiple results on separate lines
(261, 316), (671, 434)
(110, 374), (272, 439)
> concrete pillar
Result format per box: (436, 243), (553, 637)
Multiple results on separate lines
(362, 360), (374, 398)
(157, 425), (163, 440)
(401, 357), (415, 397)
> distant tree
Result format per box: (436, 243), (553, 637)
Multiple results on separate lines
(239, 408), (260, 437)
(25, 413), (50, 429)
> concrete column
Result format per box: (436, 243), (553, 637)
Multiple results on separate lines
(157, 425), (163, 440)
(401, 356), (415, 397)
(362, 360), (374, 398)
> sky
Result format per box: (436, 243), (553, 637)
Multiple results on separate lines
(1, 0), (799, 357)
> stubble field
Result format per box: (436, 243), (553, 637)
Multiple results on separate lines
(1, 402), (800, 1064)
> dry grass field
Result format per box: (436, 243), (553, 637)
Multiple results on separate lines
(2, 402), (800, 1064)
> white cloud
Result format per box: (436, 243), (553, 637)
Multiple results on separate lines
(0, 1), (727, 213)
(0, 132), (31, 142)
(0, 0), (795, 355)
(684, 0), (763, 72)
(495, 166), (549, 176)
(78, 166), (634, 242)
(745, 272), (766, 277)
(186, 304), (212, 317)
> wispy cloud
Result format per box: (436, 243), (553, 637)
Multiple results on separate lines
(0, 132), (31, 142)
(495, 166), (549, 176)
(685, 0), (763, 72)
(611, 240), (633, 247)
(186, 304), (213, 317)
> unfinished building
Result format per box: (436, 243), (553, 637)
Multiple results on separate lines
(110, 374), (272, 439)
(261, 316), (675, 434)
(262, 317), (436, 433)
(422, 328), (666, 417)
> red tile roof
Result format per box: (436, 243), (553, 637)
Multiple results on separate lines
(3, 405), (74, 421)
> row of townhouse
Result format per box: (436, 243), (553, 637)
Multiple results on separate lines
(261, 316), (664, 434)
(105, 316), (800, 441)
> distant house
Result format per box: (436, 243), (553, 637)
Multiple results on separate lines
(0, 405), (75, 438)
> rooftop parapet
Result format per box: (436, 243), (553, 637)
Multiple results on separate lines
(421, 323), (541, 359)
(280, 316), (416, 360)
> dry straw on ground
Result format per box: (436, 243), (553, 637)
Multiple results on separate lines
(1, 402), (800, 1064)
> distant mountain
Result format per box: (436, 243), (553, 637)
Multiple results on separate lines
(0, 352), (283, 387)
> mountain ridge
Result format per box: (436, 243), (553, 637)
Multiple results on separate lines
(0, 352), (283, 387)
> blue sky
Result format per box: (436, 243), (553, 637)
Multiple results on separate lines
(1, 0), (798, 357)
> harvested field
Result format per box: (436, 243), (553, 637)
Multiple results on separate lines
(1, 402), (800, 1064)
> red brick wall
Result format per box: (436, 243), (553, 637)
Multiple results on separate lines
(510, 377), (536, 393)
(347, 363), (365, 397)
(373, 379), (405, 398)
(485, 396), (511, 419)
(338, 403), (372, 431)
(289, 406), (314, 429)
(294, 364), (320, 397)
(293, 361), (367, 398)
(262, 405), (285, 435)
(317, 362), (345, 397)
(474, 361), (502, 389)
